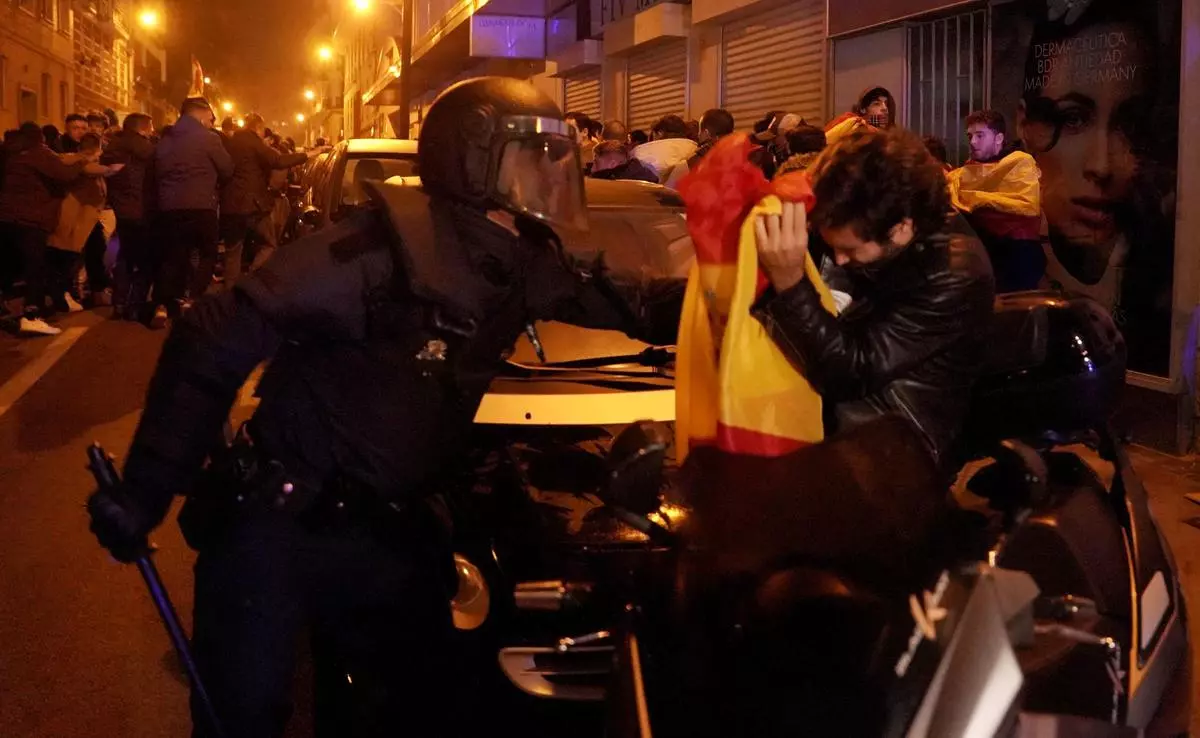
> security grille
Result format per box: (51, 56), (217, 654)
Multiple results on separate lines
(626, 41), (687, 132)
(564, 70), (602, 120)
(907, 10), (988, 166)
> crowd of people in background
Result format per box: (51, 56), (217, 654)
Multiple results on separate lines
(568, 84), (1048, 294)
(0, 81), (1052, 339)
(0, 96), (310, 337)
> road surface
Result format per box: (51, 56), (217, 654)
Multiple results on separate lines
(0, 308), (1196, 736)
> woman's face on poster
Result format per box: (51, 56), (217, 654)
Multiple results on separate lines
(1018, 22), (1150, 251)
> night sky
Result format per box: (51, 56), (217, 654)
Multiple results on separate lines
(159, 0), (325, 131)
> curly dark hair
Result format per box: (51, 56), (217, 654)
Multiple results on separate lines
(808, 129), (950, 244)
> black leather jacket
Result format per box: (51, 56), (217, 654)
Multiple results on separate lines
(122, 185), (684, 515)
(753, 233), (994, 470)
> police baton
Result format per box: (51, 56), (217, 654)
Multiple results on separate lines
(87, 443), (226, 738)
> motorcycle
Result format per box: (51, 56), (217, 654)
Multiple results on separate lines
(485, 293), (1189, 737)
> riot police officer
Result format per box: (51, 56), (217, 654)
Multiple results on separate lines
(87, 77), (682, 737)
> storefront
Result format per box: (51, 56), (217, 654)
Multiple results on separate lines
(825, 0), (1199, 452)
(625, 39), (688, 130)
(563, 68), (602, 118)
(715, 0), (826, 126)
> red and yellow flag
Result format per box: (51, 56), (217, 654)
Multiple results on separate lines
(823, 112), (873, 148)
(675, 134), (836, 461)
(948, 150), (1041, 217)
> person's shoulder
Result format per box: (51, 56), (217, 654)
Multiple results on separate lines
(936, 232), (995, 299)
(238, 209), (394, 325)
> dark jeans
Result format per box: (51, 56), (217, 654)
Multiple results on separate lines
(189, 505), (456, 738)
(11, 224), (50, 318)
(113, 218), (156, 315)
(219, 211), (275, 287)
(83, 221), (109, 292)
(0, 221), (18, 295)
(984, 237), (1046, 293)
(155, 209), (219, 312)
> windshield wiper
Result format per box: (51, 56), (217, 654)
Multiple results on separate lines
(512, 346), (675, 371)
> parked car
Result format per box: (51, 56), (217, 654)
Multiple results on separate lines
(295, 138), (419, 237)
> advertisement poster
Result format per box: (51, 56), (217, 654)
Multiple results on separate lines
(990, 0), (1181, 377)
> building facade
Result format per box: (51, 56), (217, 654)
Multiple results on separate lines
(73, 0), (134, 119)
(0, 0), (75, 131)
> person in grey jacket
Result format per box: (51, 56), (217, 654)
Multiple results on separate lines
(152, 97), (233, 326)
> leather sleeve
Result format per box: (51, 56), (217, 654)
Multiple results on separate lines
(753, 248), (994, 402)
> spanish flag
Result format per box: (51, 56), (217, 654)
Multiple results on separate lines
(675, 134), (836, 461)
(823, 112), (873, 148)
(947, 150), (1042, 239)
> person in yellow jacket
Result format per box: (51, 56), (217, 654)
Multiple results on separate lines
(948, 110), (1044, 292)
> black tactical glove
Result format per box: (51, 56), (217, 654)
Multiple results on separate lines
(87, 485), (171, 563)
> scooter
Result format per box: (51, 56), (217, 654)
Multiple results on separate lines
(506, 293), (1190, 737)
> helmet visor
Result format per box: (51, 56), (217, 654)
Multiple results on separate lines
(493, 132), (588, 233)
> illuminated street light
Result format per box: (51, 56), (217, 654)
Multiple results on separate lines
(296, 113), (306, 123)
(236, 119), (245, 128)
(352, 0), (370, 12)
(222, 101), (234, 113)
(203, 76), (212, 85)
(304, 89), (315, 101)
(317, 45), (333, 62)
(137, 9), (159, 28)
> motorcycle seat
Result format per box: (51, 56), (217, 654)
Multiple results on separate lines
(959, 292), (1125, 456)
(977, 293), (1050, 379)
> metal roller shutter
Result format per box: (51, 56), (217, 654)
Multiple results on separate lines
(721, 0), (826, 129)
(626, 41), (687, 131)
(563, 70), (602, 119)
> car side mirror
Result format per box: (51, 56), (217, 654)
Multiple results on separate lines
(604, 421), (669, 516)
(299, 208), (321, 227)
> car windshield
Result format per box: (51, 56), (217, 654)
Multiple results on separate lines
(342, 155), (418, 207)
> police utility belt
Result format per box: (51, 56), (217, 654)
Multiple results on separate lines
(182, 423), (417, 544)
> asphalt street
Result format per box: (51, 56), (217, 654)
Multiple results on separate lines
(0, 307), (1197, 737)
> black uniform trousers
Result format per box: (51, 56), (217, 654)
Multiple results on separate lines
(155, 210), (219, 313)
(190, 504), (456, 738)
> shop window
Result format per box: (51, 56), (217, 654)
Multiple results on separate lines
(907, 9), (987, 166)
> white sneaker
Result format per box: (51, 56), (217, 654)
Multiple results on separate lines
(63, 293), (84, 313)
(19, 317), (62, 336)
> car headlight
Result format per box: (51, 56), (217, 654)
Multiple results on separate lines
(450, 553), (490, 631)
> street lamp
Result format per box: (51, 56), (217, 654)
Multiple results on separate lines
(203, 76), (212, 85)
(352, 0), (370, 12)
(317, 45), (334, 62)
(296, 113), (306, 123)
(222, 101), (234, 113)
(236, 119), (245, 128)
(304, 89), (315, 101)
(137, 9), (159, 29)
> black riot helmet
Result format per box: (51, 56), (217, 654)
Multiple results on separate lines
(418, 77), (587, 232)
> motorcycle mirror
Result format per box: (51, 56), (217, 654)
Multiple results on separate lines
(604, 421), (669, 516)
